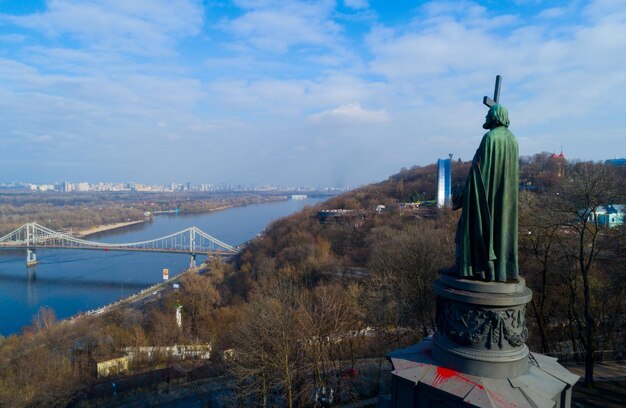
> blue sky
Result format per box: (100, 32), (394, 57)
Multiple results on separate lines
(0, 0), (625, 186)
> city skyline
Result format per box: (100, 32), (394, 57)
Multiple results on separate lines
(1, 1), (625, 186)
(0, 179), (353, 192)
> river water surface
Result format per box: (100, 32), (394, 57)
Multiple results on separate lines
(0, 198), (323, 335)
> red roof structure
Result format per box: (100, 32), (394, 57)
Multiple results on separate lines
(550, 149), (565, 160)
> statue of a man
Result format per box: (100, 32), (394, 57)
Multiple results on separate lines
(452, 104), (519, 282)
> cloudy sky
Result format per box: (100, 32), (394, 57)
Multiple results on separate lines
(1, 0), (625, 186)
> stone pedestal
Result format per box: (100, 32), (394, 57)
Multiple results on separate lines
(382, 276), (579, 408)
(432, 275), (531, 379)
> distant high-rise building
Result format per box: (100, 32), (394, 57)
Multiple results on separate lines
(437, 157), (452, 208)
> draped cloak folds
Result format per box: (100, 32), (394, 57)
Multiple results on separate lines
(457, 125), (519, 282)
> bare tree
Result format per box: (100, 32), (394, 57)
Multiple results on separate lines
(297, 284), (365, 403)
(228, 278), (306, 407)
(553, 162), (623, 385)
(177, 271), (221, 341)
(366, 221), (451, 336)
(32, 306), (57, 332)
(519, 191), (566, 353)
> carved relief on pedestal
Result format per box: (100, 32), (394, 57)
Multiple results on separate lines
(435, 297), (528, 350)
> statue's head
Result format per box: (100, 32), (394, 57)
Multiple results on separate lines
(483, 104), (510, 129)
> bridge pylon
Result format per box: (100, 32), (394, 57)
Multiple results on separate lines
(189, 253), (197, 269)
(26, 248), (37, 266)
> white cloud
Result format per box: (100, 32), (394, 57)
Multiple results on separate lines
(203, 72), (389, 130)
(223, 0), (343, 54)
(344, 0), (369, 10)
(581, 0), (626, 21)
(308, 103), (389, 123)
(537, 7), (568, 19)
(0, 34), (26, 43)
(5, 0), (203, 56)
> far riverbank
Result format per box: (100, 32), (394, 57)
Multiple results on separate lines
(76, 196), (290, 238)
(77, 220), (148, 238)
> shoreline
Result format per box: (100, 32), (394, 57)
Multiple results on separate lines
(153, 205), (233, 215)
(74, 196), (289, 238)
(66, 262), (213, 324)
(76, 219), (148, 238)
(151, 196), (288, 216)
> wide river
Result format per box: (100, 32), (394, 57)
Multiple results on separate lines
(0, 197), (324, 335)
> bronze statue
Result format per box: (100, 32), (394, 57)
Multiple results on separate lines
(451, 77), (519, 282)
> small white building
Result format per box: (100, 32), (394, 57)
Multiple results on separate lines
(123, 344), (212, 361)
(586, 205), (625, 228)
(97, 355), (129, 378)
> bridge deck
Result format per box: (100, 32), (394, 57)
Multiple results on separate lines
(0, 223), (240, 255)
(0, 244), (234, 255)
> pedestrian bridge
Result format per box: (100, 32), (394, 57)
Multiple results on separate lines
(0, 222), (239, 266)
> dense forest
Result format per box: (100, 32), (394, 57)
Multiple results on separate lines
(0, 153), (624, 406)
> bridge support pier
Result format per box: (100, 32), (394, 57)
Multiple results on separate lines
(189, 253), (197, 269)
(26, 248), (37, 266)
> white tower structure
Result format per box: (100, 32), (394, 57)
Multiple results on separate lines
(437, 156), (452, 207)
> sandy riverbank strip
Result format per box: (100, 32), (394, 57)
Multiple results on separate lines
(76, 219), (147, 238)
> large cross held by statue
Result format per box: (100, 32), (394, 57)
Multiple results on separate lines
(483, 75), (501, 108)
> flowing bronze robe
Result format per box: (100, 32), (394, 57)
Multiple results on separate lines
(457, 125), (519, 282)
